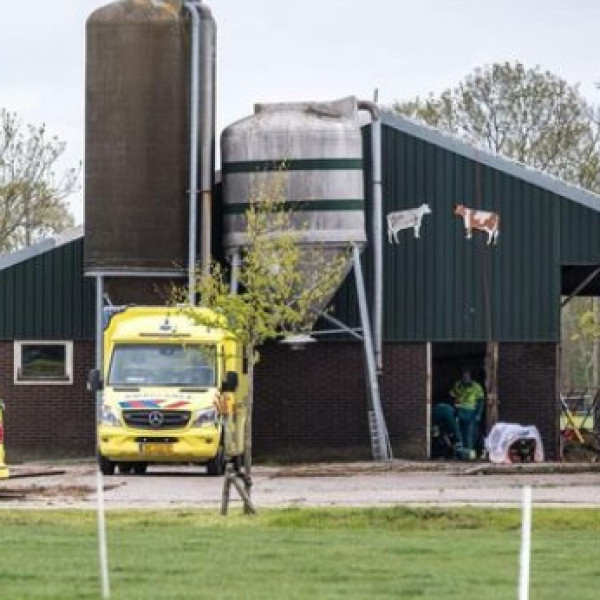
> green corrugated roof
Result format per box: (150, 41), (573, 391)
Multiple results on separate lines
(0, 231), (95, 340)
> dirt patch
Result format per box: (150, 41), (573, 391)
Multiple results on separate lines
(271, 460), (600, 478)
(271, 461), (454, 478)
(0, 489), (27, 501)
(2, 461), (600, 508)
(0, 482), (123, 501)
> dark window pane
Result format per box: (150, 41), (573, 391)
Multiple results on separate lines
(108, 344), (217, 387)
(20, 344), (67, 380)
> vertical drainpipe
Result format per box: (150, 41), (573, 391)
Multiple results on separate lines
(197, 3), (216, 278)
(183, 1), (201, 305)
(183, 1), (216, 303)
(358, 101), (383, 373)
(230, 250), (241, 295)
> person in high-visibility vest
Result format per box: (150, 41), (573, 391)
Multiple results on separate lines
(0, 400), (8, 479)
(449, 368), (485, 459)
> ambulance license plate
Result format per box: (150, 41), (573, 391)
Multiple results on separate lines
(140, 443), (174, 455)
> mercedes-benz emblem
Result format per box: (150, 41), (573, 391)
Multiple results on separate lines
(148, 411), (164, 428)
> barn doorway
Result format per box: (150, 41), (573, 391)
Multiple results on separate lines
(430, 342), (496, 459)
(560, 264), (600, 450)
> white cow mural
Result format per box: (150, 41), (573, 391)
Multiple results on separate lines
(386, 203), (432, 243)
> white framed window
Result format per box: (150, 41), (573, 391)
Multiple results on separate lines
(14, 341), (74, 385)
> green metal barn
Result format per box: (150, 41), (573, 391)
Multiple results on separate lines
(254, 112), (600, 461)
(2, 111), (600, 461)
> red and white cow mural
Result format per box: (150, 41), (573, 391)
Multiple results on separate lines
(454, 204), (500, 245)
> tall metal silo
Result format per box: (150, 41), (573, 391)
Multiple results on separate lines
(85, 0), (216, 275)
(221, 96), (366, 309)
(221, 96), (390, 460)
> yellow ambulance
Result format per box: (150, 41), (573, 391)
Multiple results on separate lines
(90, 306), (247, 476)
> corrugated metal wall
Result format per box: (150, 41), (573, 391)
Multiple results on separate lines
(560, 199), (600, 264)
(0, 238), (95, 340)
(332, 123), (587, 342)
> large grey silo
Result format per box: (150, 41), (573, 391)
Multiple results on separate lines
(221, 96), (366, 311)
(85, 0), (215, 273)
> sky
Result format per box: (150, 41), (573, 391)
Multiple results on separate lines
(1, 0), (600, 224)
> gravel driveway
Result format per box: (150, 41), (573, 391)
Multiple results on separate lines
(1, 461), (599, 509)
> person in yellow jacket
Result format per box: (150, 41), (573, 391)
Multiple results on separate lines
(450, 368), (485, 459)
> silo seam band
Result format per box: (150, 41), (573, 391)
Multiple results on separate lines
(223, 158), (363, 173)
(223, 200), (364, 214)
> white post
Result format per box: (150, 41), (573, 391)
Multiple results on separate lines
(519, 485), (532, 600)
(96, 468), (110, 599)
(95, 275), (110, 599)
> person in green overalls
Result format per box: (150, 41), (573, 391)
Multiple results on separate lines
(450, 368), (485, 460)
(432, 402), (463, 459)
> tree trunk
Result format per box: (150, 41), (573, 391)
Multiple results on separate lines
(243, 344), (254, 507)
(485, 342), (499, 432)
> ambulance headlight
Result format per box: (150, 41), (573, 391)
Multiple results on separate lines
(192, 408), (218, 428)
(100, 406), (121, 427)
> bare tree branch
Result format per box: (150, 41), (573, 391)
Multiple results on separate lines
(0, 108), (79, 253)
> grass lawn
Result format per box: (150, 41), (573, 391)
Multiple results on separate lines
(0, 507), (598, 599)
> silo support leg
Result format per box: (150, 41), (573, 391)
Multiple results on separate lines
(352, 245), (392, 461)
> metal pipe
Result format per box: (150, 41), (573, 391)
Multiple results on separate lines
(561, 265), (600, 308)
(310, 328), (364, 337)
(84, 269), (184, 278)
(313, 310), (364, 341)
(183, 1), (201, 305)
(353, 244), (391, 461)
(230, 251), (241, 295)
(358, 100), (383, 372)
(198, 3), (216, 278)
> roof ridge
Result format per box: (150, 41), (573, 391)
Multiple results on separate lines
(0, 223), (84, 271)
(381, 110), (600, 212)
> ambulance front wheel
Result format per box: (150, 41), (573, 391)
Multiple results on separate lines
(206, 445), (225, 476)
(98, 454), (116, 476)
(133, 462), (148, 475)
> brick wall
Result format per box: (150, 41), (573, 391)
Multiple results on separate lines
(0, 341), (96, 460)
(1, 338), (558, 462)
(380, 344), (427, 458)
(498, 343), (559, 459)
(253, 342), (427, 461)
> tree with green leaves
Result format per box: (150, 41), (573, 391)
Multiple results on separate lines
(0, 108), (78, 253)
(570, 300), (600, 388)
(394, 61), (600, 191)
(176, 174), (349, 513)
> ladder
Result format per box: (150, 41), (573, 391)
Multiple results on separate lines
(368, 410), (390, 461)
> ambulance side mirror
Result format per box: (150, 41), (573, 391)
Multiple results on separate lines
(0, 400), (4, 411)
(222, 371), (238, 392)
(87, 369), (103, 393)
